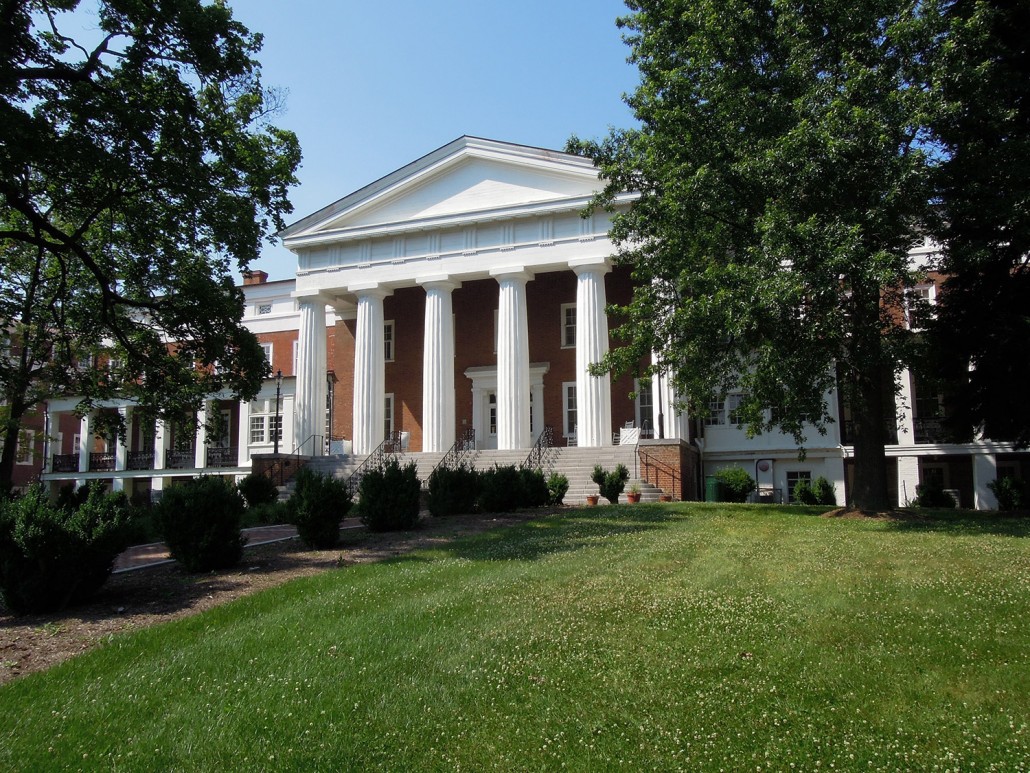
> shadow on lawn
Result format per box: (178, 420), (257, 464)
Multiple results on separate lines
(881, 513), (1030, 539)
(441, 504), (674, 563)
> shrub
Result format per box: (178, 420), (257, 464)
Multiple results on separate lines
(811, 476), (837, 506)
(988, 476), (1027, 511)
(237, 472), (280, 509)
(359, 458), (421, 532)
(243, 501), (289, 528)
(478, 465), (523, 513)
(287, 467), (353, 548)
(547, 472), (570, 506)
(914, 479), (956, 508)
(0, 484), (135, 614)
(591, 463), (629, 504)
(155, 477), (247, 572)
(427, 463), (480, 517)
(715, 466), (756, 503)
(793, 479), (816, 505)
(518, 467), (549, 508)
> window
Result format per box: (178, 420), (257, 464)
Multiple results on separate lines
(384, 320), (395, 362)
(384, 393), (395, 436)
(488, 393), (497, 436)
(704, 398), (726, 427)
(259, 342), (273, 367)
(15, 430), (34, 466)
(635, 379), (653, 432)
(906, 284), (935, 330)
(250, 415), (266, 444)
(257, 303), (272, 315)
(727, 393), (748, 426)
(563, 382), (577, 437)
(249, 400), (281, 445)
(561, 303), (576, 348)
(786, 471), (811, 504)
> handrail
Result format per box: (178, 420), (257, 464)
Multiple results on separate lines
(291, 433), (325, 457)
(637, 445), (680, 501)
(430, 427), (477, 478)
(345, 430), (403, 496)
(522, 425), (555, 471)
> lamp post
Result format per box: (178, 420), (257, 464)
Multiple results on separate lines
(273, 369), (282, 455)
(656, 370), (666, 440)
(326, 370), (336, 455)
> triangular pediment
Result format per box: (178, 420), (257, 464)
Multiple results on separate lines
(282, 137), (602, 242)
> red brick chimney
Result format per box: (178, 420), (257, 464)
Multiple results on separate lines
(242, 270), (268, 285)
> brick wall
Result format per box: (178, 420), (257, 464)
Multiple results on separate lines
(637, 439), (700, 501)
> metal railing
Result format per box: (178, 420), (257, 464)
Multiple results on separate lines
(127, 451), (155, 470)
(913, 416), (948, 444)
(637, 446), (680, 501)
(52, 453), (78, 472)
(345, 431), (403, 496)
(88, 452), (115, 472)
(431, 428), (477, 478)
(292, 434), (325, 457)
(206, 446), (239, 468)
(522, 425), (556, 471)
(166, 449), (195, 469)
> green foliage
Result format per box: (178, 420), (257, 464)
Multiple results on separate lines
(478, 465), (524, 514)
(547, 472), (570, 506)
(237, 473), (280, 509)
(0, 0), (302, 488)
(427, 463), (481, 518)
(359, 459), (421, 532)
(155, 477), (246, 572)
(811, 476), (838, 507)
(988, 477), (1028, 512)
(793, 479), (816, 505)
(914, 480), (957, 509)
(518, 468), (549, 509)
(243, 501), (289, 528)
(286, 468), (352, 549)
(0, 484), (134, 614)
(715, 467), (756, 504)
(591, 463), (629, 504)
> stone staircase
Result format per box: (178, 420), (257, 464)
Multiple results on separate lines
(279, 444), (668, 505)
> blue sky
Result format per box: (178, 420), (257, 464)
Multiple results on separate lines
(228, 0), (640, 279)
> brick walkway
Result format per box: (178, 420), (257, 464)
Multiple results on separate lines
(112, 521), (361, 573)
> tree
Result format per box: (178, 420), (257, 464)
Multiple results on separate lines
(0, 1), (301, 488)
(927, 0), (1030, 447)
(570, 0), (935, 510)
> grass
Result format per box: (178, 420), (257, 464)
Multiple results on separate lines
(1, 503), (1028, 771)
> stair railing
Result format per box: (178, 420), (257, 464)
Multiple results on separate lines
(345, 431), (403, 496)
(429, 427), (477, 479)
(637, 445), (680, 500)
(522, 425), (556, 471)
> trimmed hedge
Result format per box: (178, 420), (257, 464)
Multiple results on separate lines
(287, 467), (353, 548)
(427, 463), (480, 517)
(478, 465), (523, 513)
(237, 472), (280, 509)
(0, 484), (135, 614)
(591, 464), (629, 504)
(359, 459), (421, 532)
(155, 477), (247, 572)
(715, 466), (756, 503)
(547, 472), (569, 506)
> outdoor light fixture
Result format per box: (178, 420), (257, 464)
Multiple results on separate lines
(273, 369), (283, 455)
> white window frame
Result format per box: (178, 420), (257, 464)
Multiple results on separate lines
(634, 378), (653, 432)
(384, 393), (395, 437)
(704, 397), (726, 427)
(257, 303), (272, 315)
(384, 320), (395, 363)
(249, 400), (282, 445)
(292, 340), (299, 377)
(259, 342), (273, 367)
(563, 381), (578, 438)
(727, 393), (747, 427)
(560, 303), (576, 349)
(786, 470), (812, 504)
(905, 284), (936, 331)
(15, 429), (35, 465)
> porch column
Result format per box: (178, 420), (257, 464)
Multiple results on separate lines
(294, 295), (329, 456)
(418, 276), (459, 452)
(973, 453), (998, 510)
(194, 402), (208, 469)
(237, 399), (251, 466)
(491, 267), (532, 450)
(112, 405), (132, 492)
(351, 285), (391, 454)
(152, 419), (167, 497)
(896, 368), (915, 444)
(571, 258), (612, 448)
(652, 368), (689, 441)
(76, 411), (93, 487)
(897, 456), (919, 507)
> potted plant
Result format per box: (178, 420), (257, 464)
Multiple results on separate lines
(626, 482), (642, 504)
(591, 464), (630, 505)
(585, 494), (600, 506)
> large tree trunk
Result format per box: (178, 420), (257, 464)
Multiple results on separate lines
(0, 398), (26, 493)
(848, 359), (891, 511)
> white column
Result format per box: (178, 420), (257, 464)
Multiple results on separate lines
(152, 419), (167, 496)
(418, 277), (459, 452)
(571, 259), (612, 448)
(76, 411), (93, 487)
(973, 453), (998, 510)
(652, 369), (689, 441)
(897, 456), (919, 507)
(351, 285), (391, 454)
(294, 295), (329, 456)
(896, 369), (915, 445)
(237, 399), (251, 466)
(491, 267), (532, 450)
(194, 402), (208, 469)
(112, 406), (132, 492)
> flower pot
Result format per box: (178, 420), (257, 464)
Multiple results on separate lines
(659, 494), (672, 502)
(586, 495), (599, 506)
(626, 492), (641, 504)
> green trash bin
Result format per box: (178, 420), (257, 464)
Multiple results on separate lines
(705, 475), (720, 502)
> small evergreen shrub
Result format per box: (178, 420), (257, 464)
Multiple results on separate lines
(478, 465), (523, 513)
(0, 484), (135, 614)
(287, 467), (352, 548)
(715, 466), (756, 503)
(914, 479), (957, 508)
(237, 472), (280, 509)
(427, 463), (481, 517)
(518, 467), (549, 508)
(155, 477), (247, 572)
(359, 459), (421, 532)
(988, 476), (1027, 511)
(793, 478), (816, 505)
(243, 501), (289, 527)
(591, 463), (630, 504)
(547, 472), (570, 506)
(811, 476), (837, 506)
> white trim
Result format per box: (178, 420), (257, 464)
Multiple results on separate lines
(560, 302), (576, 349)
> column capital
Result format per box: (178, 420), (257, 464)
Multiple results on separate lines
(347, 282), (393, 300)
(569, 257), (612, 276)
(291, 290), (338, 306)
(489, 266), (534, 283)
(416, 275), (461, 292)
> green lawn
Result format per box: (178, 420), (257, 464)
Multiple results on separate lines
(2, 504), (1028, 771)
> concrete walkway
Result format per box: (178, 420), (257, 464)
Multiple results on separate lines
(113, 523), (360, 573)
